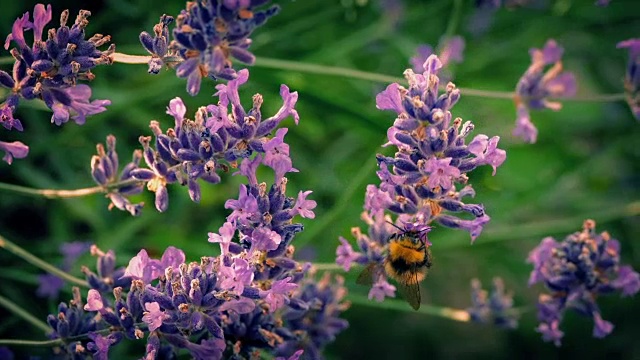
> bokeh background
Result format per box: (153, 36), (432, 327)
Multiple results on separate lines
(1, 0), (639, 359)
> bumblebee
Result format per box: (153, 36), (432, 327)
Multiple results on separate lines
(358, 222), (432, 310)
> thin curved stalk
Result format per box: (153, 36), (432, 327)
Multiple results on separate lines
(0, 294), (51, 334)
(0, 234), (89, 288)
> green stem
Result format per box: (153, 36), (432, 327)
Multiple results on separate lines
(0, 294), (51, 334)
(107, 53), (626, 102)
(256, 56), (401, 84)
(0, 234), (89, 288)
(0, 338), (62, 346)
(0, 179), (142, 199)
(348, 294), (471, 322)
(312, 263), (343, 271)
(444, 0), (463, 38)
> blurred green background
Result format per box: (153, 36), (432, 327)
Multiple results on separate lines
(1, 0), (639, 359)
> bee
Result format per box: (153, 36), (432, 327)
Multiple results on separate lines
(357, 222), (432, 310)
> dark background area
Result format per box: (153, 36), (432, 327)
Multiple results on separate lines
(0, 0), (639, 359)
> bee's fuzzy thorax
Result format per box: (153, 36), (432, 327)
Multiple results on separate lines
(388, 239), (426, 265)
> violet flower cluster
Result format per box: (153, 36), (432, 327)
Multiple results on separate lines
(336, 54), (506, 303)
(513, 39), (576, 143)
(617, 38), (640, 119)
(46, 170), (348, 359)
(91, 69), (299, 214)
(139, 0), (279, 95)
(467, 277), (518, 329)
(0, 4), (113, 164)
(527, 219), (640, 346)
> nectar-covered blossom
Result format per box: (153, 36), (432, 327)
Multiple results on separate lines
(527, 219), (640, 346)
(467, 277), (518, 329)
(336, 54), (506, 308)
(513, 39), (577, 143)
(0, 4), (113, 163)
(140, 1), (280, 95)
(617, 38), (640, 119)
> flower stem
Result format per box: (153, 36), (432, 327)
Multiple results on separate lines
(0, 294), (51, 334)
(111, 52), (150, 64)
(444, 0), (463, 38)
(106, 53), (626, 102)
(256, 56), (401, 84)
(348, 294), (471, 322)
(0, 338), (62, 346)
(0, 234), (89, 288)
(0, 56), (12, 65)
(0, 179), (142, 199)
(312, 263), (343, 271)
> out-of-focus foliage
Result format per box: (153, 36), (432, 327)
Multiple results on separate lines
(0, 0), (638, 359)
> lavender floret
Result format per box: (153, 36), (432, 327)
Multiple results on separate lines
(513, 39), (576, 143)
(616, 38), (640, 119)
(140, 1), (280, 95)
(527, 219), (640, 346)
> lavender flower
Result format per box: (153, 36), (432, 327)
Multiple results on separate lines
(527, 219), (640, 346)
(514, 39), (576, 143)
(276, 272), (350, 360)
(86, 332), (122, 360)
(467, 278), (518, 329)
(0, 140), (28, 164)
(336, 54), (506, 306)
(82, 245), (131, 293)
(616, 38), (640, 119)
(60, 144), (345, 359)
(139, 14), (174, 74)
(0, 4), (113, 162)
(46, 287), (100, 356)
(127, 69), (299, 212)
(91, 135), (145, 216)
(140, 1), (280, 95)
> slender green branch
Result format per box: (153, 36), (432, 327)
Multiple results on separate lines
(565, 93), (627, 102)
(312, 263), (343, 271)
(0, 294), (51, 334)
(0, 338), (62, 346)
(0, 56), (12, 65)
(0, 234), (89, 288)
(107, 53), (626, 102)
(444, 0), (463, 38)
(256, 56), (401, 84)
(0, 179), (142, 199)
(348, 294), (471, 322)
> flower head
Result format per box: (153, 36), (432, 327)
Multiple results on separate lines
(467, 278), (518, 329)
(0, 4), (114, 161)
(617, 38), (640, 119)
(143, 1), (280, 95)
(337, 54), (505, 307)
(514, 39), (577, 143)
(527, 219), (640, 346)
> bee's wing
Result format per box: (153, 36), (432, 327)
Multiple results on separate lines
(356, 263), (379, 286)
(397, 272), (421, 311)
